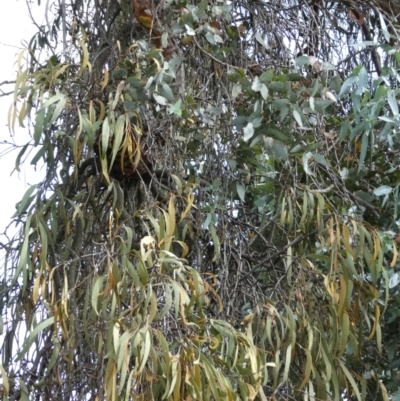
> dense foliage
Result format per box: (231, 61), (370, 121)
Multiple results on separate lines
(2, 0), (400, 400)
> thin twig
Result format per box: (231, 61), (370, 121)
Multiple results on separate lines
(192, 35), (238, 70)
(252, 227), (320, 272)
(0, 91), (13, 97)
(0, 80), (16, 86)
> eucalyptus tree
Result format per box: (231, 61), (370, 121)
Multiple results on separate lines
(1, 0), (400, 400)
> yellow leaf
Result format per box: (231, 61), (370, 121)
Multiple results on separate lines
(342, 224), (355, 258)
(138, 15), (153, 28)
(32, 266), (43, 304)
(370, 230), (380, 266)
(181, 36), (193, 45)
(95, 99), (106, 121)
(337, 275), (347, 318)
(326, 90), (337, 102)
(168, 196), (176, 237)
(0, 364), (9, 397)
(376, 320), (382, 354)
(390, 239), (398, 267)
(180, 191), (195, 222)
(378, 381), (390, 401)
(339, 313), (350, 358)
(368, 303), (380, 340)
(77, 37), (92, 78)
(53, 63), (70, 79)
(151, 57), (162, 72)
(208, 336), (220, 350)
(100, 69), (109, 92)
(173, 360), (182, 401)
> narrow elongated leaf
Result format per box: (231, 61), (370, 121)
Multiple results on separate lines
(17, 317), (54, 361)
(338, 359), (362, 401)
(92, 276), (104, 315)
(387, 90), (399, 115)
(293, 109), (303, 127)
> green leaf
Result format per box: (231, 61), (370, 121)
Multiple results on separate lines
(339, 120), (350, 143)
(110, 114), (126, 168)
(237, 182), (245, 201)
(213, 34), (224, 43)
(255, 32), (268, 48)
(15, 143), (29, 172)
(31, 145), (46, 166)
(259, 69), (274, 83)
(34, 108), (45, 145)
(17, 317), (54, 361)
(233, 116), (247, 128)
(243, 122), (254, 141)
(338, 360), (362, 401)
(113, 69), (128, 80)
(357, 67), (367, 95)
(272, 99), (290, 110)
(154, 93), (168, 105)
(329, 75), (342, 93)
(322, 61), (335, 70)
(287, 73), (302, 81)
(271, 141), (288, 161)
(127, 77), (143, 88)
(91, 276), (104, 315)
(378, 116), (396, 122)
(160, 83), (175, 101)
(101, 118), (110, 155)
(280, 106), (289, 121)
(387, 90), (399, 116)
(295, 55), (309, 66)
(49, 95), (66, 125)
(358, 131), (369, 170)
(268, 81), (286, 93)
(312, 153), (330, 167)
(338, 76), (358, 98)
(251, 76), (262, 92)
(232, 83), (242, 98)
(260, 84), (268, 99)
(373, 185), (392, 196)
(14, 185), (37, 217)
(293, 109), (303, 127)
(302, 152), (314, 176)
(205, 32), (215, 44)
(350, 40), (378, 47)
(228, 71), (241, 82)
(267, 127), (290, 142)
(168, 99), (182, 116)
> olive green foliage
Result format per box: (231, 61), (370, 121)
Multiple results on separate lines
(2, 0), (400, 400)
